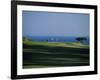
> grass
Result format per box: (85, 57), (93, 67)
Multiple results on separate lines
(23, 40), (89, 48)
(23, 39), (89, 69)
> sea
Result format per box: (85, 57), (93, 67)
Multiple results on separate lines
(26, 36), (89, 44)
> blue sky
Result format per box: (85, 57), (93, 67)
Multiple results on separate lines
(22, 11), (89, 37)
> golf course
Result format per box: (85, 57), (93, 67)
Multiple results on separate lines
(23, 38), (89, 69)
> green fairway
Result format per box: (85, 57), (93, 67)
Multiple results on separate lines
(23, 39), (89, 69)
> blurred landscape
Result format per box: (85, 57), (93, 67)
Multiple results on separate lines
(22, 11), (90, 69)
(23, 37), (89, 69)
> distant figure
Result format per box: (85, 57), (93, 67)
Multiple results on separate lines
(46, 40), (48, 42)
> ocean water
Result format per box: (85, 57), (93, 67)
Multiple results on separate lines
(26, 36), (89, 44)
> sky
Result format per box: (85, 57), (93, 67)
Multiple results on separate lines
(22, 11), (90, 37)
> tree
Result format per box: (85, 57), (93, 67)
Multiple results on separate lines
(76, 37), (87, 43)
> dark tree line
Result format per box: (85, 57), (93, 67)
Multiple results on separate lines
(76, 37), (87, 43)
